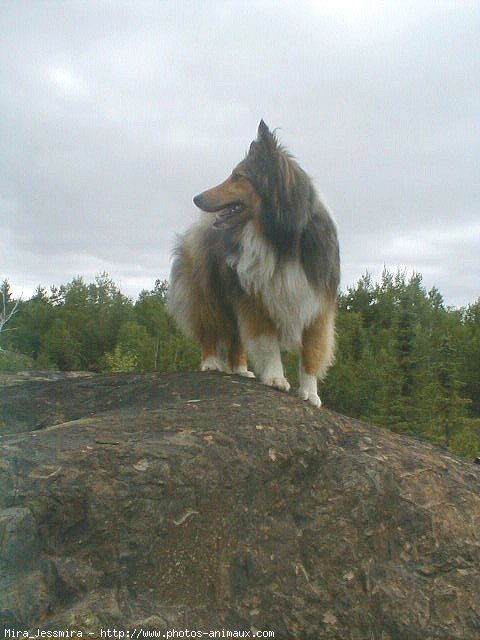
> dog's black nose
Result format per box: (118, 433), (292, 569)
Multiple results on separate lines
(193, 194), (202, 207)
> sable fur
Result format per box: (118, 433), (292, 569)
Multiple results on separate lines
(168, 120), (340, 406)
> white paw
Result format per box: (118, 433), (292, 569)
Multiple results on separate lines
(236, 369), (256, 378)
(224, 366), (255, 378)
(263, 376), (291, 392)
(201, 356), (223, 372)
(298, 387), (322, 408)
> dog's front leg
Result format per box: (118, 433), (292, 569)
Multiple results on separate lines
(200, 339), (224, 372)
(240, 328), (290, 393)
(237, 307), (290, 392)
(249, 333), (290, 391)
(226, 338), (255, 378)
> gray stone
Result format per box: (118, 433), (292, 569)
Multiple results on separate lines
(0, 371), (479, 639)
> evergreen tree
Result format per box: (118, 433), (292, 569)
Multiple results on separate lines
(9, 287), (54, 358)
(434, 333), (469, 446)
(135, 279), (199, 371)
(37, 318), (81, 370)
(55, 274), (133, 370)
(103, 321), (154, 371)
(462, 299), (480, 415)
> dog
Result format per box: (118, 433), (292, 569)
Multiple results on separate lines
(168, 120), (340, 407)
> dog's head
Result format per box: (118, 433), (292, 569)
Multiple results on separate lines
(192, 122), (269, 230)
(193, 121), (311, 236)
(192, 162), (260, 229)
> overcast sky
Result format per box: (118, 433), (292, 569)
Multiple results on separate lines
(1, 1), (479, 307)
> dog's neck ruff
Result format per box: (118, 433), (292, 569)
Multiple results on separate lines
(231, 221), (323, 350)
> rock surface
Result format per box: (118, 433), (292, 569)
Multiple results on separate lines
(0, 370), (479, 639)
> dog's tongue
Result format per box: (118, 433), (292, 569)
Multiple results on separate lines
(213, 209), (235, 228)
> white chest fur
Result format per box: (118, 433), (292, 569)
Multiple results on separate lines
(232, 222), (322, 349)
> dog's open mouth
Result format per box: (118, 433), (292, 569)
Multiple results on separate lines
(212, 202), (245, 228)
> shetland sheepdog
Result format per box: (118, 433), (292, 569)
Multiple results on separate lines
(168, 121), (340, 407)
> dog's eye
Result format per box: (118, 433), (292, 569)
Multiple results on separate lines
(231, 172), (242, 182)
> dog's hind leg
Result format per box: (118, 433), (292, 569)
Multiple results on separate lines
(299, 308), (336, 407)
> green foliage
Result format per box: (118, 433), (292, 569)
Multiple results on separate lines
(133, 279), (200, 371)
(102, 321), (154, 371)
(37, 318), (82, 370)
(2, 270), (479, 457)
(54, 274), (134, 370)
(324, 271), (479, 455)
(0, 349), (34, 371)
(461, 299), (480, 415)
(103, 345), (138, 372)
(449, 418), (480, 457)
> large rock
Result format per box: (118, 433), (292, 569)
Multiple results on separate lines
(0, 371), (479, 639)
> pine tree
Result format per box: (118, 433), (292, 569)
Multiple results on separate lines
(434, 332), (469, 446)
(37, 318), (81, 371)
(462, 299), (480, 415)
(9, 287), (54, 359)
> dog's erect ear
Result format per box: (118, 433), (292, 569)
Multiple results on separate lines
(257, 119), (277, 152)
(258, 119), (270, 138)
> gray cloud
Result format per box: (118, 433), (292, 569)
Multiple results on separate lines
(1, 1), (479, 306)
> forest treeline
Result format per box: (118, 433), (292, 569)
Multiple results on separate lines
(1, 270), (479, 457)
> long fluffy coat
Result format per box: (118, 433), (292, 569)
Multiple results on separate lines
(168, 120), (340, 407)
